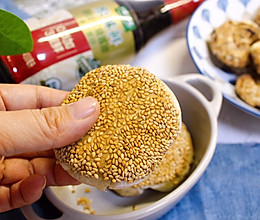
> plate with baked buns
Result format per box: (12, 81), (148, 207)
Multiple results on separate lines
(187, 0), (260, 118)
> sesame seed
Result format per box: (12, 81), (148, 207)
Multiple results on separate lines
(55, 65), (181, 187)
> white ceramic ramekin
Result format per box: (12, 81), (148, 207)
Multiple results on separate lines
(21, 74), (222, 220)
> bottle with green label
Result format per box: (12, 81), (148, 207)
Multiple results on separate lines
(0, 0), (204, 91)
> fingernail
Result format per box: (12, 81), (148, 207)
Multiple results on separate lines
(33, 175), (46, 190)
(42, 176), (47, 190)
(69, 97), (98, 120)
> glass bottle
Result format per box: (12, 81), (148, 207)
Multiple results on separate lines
(0, 0), (204, 90)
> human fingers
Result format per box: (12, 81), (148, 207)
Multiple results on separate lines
(0, 96), (100, 156)
(0, 158), (33, 184)
(7, 150), (54, 158)
(30, 158), (80, 186)
(0, 158), (79, 186)
(0, 84), (69, 111)
(0, 174), (45, 212)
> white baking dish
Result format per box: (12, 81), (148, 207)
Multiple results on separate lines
(21, 74), (222, 220)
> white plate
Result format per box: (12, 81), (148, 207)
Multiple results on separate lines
(187, 0), (260, 118)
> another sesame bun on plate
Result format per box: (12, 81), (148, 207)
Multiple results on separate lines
(114, 123), (194, 196)
(55, 65), (182, 191)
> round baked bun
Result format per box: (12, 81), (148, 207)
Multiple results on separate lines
(235, 73), (260, 108)
(55, 65), (182, 191)
(114, 123), (194, 197)
(208, 20), (260, 74)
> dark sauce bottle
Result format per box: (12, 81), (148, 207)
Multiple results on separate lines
(117, 0), (173, 52)
(0, 0), (204, 90)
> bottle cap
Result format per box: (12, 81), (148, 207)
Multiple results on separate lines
(163, 0), (204, 23)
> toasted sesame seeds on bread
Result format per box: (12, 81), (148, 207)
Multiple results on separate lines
(114, 123), (194, 196)
(55, 65), (182, 191)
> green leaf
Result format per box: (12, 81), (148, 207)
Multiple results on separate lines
(0, 9), (33, 55)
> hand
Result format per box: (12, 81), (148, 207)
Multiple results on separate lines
(0, 84), (100, 212)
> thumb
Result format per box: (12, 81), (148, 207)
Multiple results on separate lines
(0, 97), (100, 156)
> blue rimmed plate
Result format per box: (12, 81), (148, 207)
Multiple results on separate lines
(187, 0), (260, 118)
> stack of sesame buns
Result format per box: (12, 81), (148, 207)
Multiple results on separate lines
(114, 123), (194, 197)
(55, 65), (182, 191)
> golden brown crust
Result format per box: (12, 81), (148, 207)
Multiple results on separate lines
(235, 74), (260, 107)
(114, 122), (194, 196)
(139, 123), (193, 187)
(208, 20), (260, 73)
(250, 41), (260, 75)
(55, 65), (182, 190)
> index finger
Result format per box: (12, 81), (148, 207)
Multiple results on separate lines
(0, 84), (69, 111)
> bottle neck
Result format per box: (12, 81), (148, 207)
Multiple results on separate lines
(117, 0), (204, 51)
(117, 0), (172, 51)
